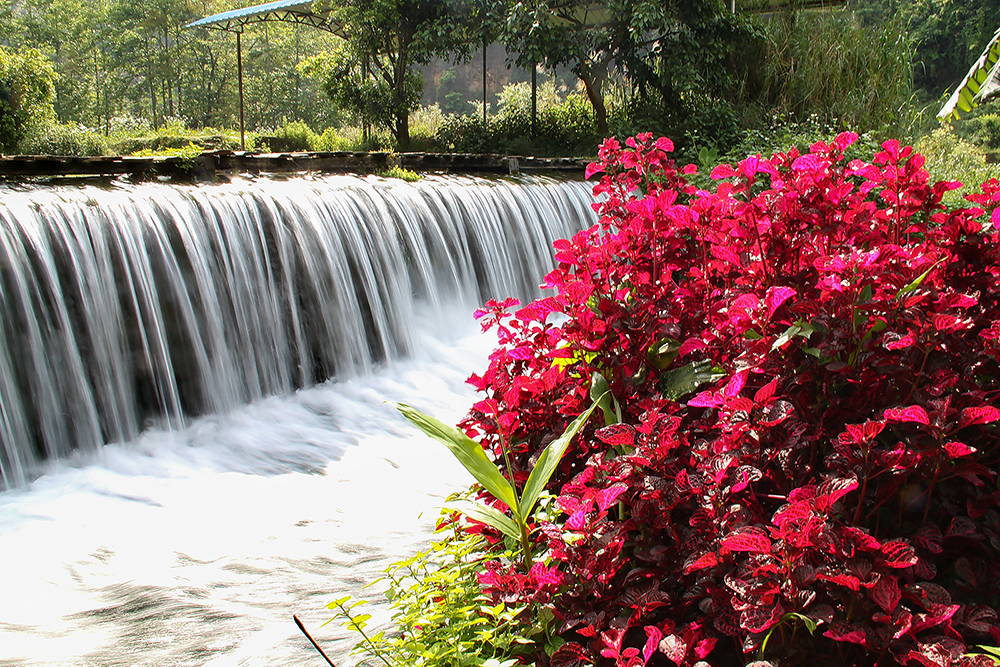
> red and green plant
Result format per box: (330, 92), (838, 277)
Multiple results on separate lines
(450, 132), (1000, 667)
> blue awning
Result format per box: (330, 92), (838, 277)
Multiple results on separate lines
(185, 0), (339, 34)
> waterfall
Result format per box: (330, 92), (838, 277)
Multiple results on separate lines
(0, 174), (597, 490)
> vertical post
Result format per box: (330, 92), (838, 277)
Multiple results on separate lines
(237, 30), (246, 150)
(482, 38), (487, 123)
(531, 64), (537, 138)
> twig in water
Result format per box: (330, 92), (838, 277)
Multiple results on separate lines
(294, 614), (337, 667)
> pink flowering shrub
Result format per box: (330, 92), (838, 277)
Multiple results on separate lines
(459, 133), (1000, 667)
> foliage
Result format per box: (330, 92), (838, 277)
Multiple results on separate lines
(915, 125), (1000, 205)
(305, 0), (471, 150)
(254, 119), (319, 152)
(377, 166), (422, 181)
(436, 86), (598, 157)
(502, 0), (758, 137)
(0, 46), (57, 153)
(17, 121), (109, 155)
(750, 9), (916, 137)
(128, 141), (202, 168)
(399, 390), (603, 568)
(328, 516), (556, 667)
(854, 0), (1000, 97)
(442, 132), (1000, 667)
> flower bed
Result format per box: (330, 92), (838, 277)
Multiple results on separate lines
(337, 133), (1000, 667)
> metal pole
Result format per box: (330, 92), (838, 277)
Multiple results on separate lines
(531, 64), (537, 138)
(237, 30), (246, 150)
(482, 39), (487, 123)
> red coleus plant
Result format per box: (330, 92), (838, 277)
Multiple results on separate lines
(460, 132), (1000, 667)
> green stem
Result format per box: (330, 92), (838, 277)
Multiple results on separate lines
(338, 602), (395, 667)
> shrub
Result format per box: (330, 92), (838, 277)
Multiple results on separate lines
(0, 46), (57, 153)
(915, 125), (1000, 206)
(18, 122), (109, 155)
(253, 120), (319, 152)
(444, 133), (1000, 667)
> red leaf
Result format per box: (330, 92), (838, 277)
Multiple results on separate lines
(944, 441), (977, 457)
(816, 571), (861, 592)
(642, 626), (662, 664)
(710, 164), (737, 179)
(871, 574), (901, 613)
(764, 286), (797, 319)
(741, 604), (783, 633)
(961, 405), (1000, 426)
(596, 424), (637, 448)
(879, 540), (918, 568)
(596, 484), (629, 512)
(677, 338), (707, 357)
(682, 551), (718, 575)
(753, 378), (779, 405)
(823, 623), (867, 645)
(884, 405), (930, 425)
(792, 153), (827, 173)
(720, 527), (772, 554)
(552, 642), (593, 667)
(658, 634), (688, 666)
(913, 524), (944, 554)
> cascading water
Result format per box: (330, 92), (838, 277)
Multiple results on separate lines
(0, 173), (597, 667)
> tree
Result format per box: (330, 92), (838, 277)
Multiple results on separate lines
(311, 0), (470, 148)
(502, 0), (758, 136)
(0, 46), (58, 153)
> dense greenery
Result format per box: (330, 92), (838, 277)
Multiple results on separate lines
(4, 0), (990, 157)
(331, 132), (1000, 667)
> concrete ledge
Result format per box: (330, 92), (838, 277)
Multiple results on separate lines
(0, 151), (590, 181)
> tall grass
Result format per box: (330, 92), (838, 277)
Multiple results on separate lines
(752, 9), (917, 137)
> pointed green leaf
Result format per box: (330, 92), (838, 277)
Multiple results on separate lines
(590, 372), (616, 425)
(519, 397), (602, 519)
(443, 499), (521, 541)
(661, 359), (726, 400)
(398, 404), (519, 514)
(897, 260), (942, 299)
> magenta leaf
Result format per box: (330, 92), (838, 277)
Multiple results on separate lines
(740, 603), (783, 633)
(682, 551), (718, 575)
(871, 574), (901, 613)
(879, 540), (918, 568)
(823, 623), (867, 646)
(764, 286), (797, 319)
(720, 527), (772, 554)
(884, 405), (930, 425)
(960, 405), (1000, 426)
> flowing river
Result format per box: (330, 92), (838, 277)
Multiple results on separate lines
(0, 173), (596, 666)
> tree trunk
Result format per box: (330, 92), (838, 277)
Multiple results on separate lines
(577, 62), (608, 136)
(393, 25), (413, 150)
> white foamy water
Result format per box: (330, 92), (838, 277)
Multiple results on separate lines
(0, 172), (598, 666)
(0, 309), (486, 667)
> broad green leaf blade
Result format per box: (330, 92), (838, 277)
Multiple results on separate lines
(519, 397), (602, 519)
(443, 499), (521, 541)
(939, 26), (1000, 119)
(661, 359), (726, 401)
(398, 404), (519, 513)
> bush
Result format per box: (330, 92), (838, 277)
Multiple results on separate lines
(18, 122), (109, 155)
(365, 133), (1000, 667)
(253, 119), (319, 152)
(0, 46), (57, 153)
(915, 125), (1000, 205)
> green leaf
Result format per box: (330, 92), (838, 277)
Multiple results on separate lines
(519, 397), (602, 519)
(327, 595), (352, 610)
(743, 329), (763, 340)
(661, 359), (726, 400)
(897, 260), (942, 299)
(590, 372), (616, 425)
(784, 612), (818, 634)
(443, 499), (521, 541)
(398, 404), (520, 515)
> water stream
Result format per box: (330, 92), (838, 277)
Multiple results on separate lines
(0, 173), (596, 666)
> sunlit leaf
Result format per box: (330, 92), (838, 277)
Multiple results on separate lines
(443, 499), (521, 541)
(520, 397), (603, 519)
(398, 404), (519, 515)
